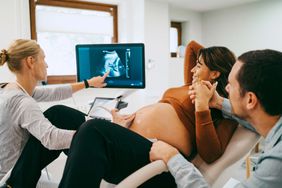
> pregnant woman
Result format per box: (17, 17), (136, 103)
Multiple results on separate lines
(59, 40), (238, 188)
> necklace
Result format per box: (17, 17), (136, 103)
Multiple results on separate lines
(15, 81), (30, 95)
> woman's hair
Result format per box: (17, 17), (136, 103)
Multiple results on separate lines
(198, 47), (236, 98)
(0, 39), (41, 72)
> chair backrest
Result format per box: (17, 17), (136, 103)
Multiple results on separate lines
(115, 125), (260, 188)
(191, 125), (260, 185)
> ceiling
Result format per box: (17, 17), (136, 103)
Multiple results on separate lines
(154, 0), (263, 12)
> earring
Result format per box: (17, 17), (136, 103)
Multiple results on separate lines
(211, 79), (217, 84)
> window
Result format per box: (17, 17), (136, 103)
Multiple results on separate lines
(29, 0), (118, 84)
(170, 22), (182, 57)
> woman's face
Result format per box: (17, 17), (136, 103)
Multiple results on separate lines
(191, 55), (213, 83)
(33, 49), (48, 81)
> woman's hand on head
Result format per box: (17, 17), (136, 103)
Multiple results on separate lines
(111, 109), (135, 128)
(88, 71), (109, 88)
(149, 141), (179, 164)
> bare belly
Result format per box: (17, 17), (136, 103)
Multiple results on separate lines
(129, 103), (192, 156)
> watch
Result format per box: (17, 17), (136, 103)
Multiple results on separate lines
(83, 79), (89, 88)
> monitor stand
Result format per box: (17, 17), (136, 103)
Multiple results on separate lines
(115, 89), (137, 99)
(114, 89), (138, 110)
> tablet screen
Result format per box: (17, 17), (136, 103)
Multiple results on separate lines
(87, 97), (117, 120)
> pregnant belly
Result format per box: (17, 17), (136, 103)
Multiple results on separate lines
(129, 103), (192, 156)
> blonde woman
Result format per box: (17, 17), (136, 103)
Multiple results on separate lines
(0, 39), (108, 187)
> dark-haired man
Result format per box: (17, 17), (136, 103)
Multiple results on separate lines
(150, 49), (282, 188)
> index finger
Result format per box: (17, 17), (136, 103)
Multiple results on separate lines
(102, 71), (110, 79)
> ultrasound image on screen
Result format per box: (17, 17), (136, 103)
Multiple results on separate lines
(76, 43), (145, 88)
(95, 50), (130, 78)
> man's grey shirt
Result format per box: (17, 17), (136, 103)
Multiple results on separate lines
(167, 98), (282, 188)
(0, 84), (75, 180)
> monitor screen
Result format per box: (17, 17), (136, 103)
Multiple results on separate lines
(76, 43), (145, 88)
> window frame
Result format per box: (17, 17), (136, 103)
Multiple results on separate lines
(170, 21), (182, 58)
(29, 0), (118, 84)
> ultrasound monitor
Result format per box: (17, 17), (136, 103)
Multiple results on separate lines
(76, 43), (145, 88)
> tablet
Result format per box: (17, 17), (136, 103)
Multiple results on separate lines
(87, 97), (118, 120)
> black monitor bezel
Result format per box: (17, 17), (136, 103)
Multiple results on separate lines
(75, 43), (145, 89)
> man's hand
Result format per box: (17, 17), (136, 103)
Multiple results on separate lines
(111, 109), (135, 128)
(150, 141), (179, 164)
(188, 81), (224, 110)
(88, 71), (109, 88)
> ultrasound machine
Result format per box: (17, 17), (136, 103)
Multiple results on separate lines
(75, 43), (145, 120)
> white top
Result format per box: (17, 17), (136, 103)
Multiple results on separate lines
(0, 83), (75, 179)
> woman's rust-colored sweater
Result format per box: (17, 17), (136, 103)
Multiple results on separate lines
(159, 41), (238, 163)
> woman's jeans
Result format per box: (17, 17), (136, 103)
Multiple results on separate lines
(59, 119), (176, 188)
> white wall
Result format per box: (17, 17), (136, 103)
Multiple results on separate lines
(0, 0), (30, 82)
(202, 0), (282, 55)
(169, 6), (202, 45)
(164, 6), (203, 88)
(119, 0), (145, 42)
(144, 0), (170, 95)
(92, 0), (145, 43)
(0, 0), (30, 47)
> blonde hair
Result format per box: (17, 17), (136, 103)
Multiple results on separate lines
(0, 39), (41, 72)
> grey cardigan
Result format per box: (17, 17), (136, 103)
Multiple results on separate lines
(0, 83), (75, 179)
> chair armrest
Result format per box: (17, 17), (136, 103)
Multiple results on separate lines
(193, 125), (261, 185)
(115, 160), (168, 188)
